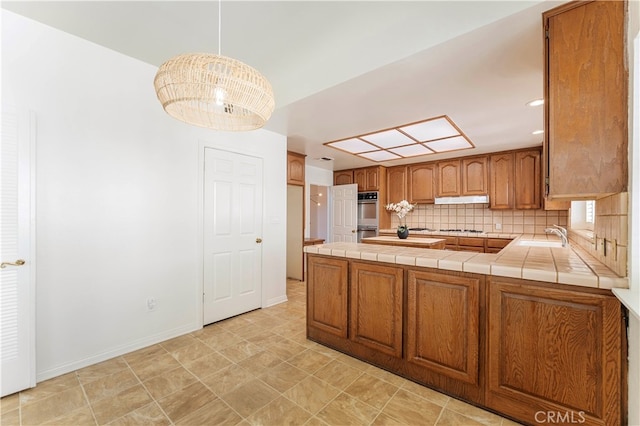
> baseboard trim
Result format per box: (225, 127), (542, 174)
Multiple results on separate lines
(265, 295), (288, 308)
(36, 322), (200, 383)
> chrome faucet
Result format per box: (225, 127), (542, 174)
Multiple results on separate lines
(544, 224), (568, 247)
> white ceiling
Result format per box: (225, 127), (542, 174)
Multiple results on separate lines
(2, 0), (564, 171)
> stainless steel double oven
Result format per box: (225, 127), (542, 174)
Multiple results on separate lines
(356, 191), (379, 242)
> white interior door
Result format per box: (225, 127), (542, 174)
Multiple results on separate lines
(1, 106), (36, 396)
(330, 184), (358, 242)
(203, 148), (263, 325)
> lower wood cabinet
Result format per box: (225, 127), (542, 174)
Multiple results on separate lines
(306, 255), (626, 425)
(407, 270), (484, 401)
(486, 277), (625, 426)
(350, 262), (403, 358)
(306, 256), (348, 338)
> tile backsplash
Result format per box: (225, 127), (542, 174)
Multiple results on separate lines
(569, 192), (628, 277)
(389, 204), (568, 234)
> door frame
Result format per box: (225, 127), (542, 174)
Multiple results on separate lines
(25, 110), (37, 391)
(1, 108), (37, 395)
(196, 140), (266, 327)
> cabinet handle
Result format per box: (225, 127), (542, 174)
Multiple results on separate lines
(1, 259), (25, 269)
(256, 238), (262, 243)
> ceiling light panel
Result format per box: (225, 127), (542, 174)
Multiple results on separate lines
(358, 150), (401, 161)
(389, 144), (434, 157)
(323, 115), (474, 163)
(401, 117), (459, 141)
(360, 129), (415, 148)
(327, 138), (378, 154)
(424, 135), (473, 152)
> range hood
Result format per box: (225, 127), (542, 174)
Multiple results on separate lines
(434, 195), (490, 205)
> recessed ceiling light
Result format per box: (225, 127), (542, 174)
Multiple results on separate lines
(526, 99), (544, 107)
(532, 130), (544, 135)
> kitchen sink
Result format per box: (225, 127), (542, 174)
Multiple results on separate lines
(517, 240), (565, 248)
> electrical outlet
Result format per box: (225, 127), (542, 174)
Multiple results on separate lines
(495, 223), (502, 230)
(146, 297), (156, 311)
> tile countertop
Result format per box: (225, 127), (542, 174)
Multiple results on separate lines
(304, 233), (628, 290)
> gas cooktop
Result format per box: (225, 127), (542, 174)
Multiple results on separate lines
(439, 229), (484, 233)
(408, 227), (436, 231)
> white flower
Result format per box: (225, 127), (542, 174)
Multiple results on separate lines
(385, 200), (415, 219)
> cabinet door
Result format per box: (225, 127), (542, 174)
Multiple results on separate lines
(461, 157), (488, 195)
(514, 150), (541, 209)
(307, 256), (348, 338)
(545, 1), (627, 199)
(386, 166), (407, 204)
(489, 153), (514, 210)
(287, 151), (306, 186)
(406, 270), (482, 385)
(408, 163), (436, 204)
(354, 169), (366, 192)
(487, 278), (624, 426)
(334, 170), (353, 186)
(365, 167), (379, 191)
(437, 160), (461, 197)
(350, 262), (403, 358)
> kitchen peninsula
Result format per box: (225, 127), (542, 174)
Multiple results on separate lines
(305, 236), (627, 426)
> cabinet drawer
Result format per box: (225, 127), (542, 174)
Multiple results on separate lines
(441, 236), (458, 245)
(458, 237), (484, 247)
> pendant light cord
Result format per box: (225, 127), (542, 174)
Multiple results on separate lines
(218, 0), (222, 56)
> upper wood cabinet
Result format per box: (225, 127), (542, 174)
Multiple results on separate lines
(514, 150), (541, 209)
(486, 277), (624, 426)
(408, 163), (437, 204)
(287, 151), (306, 186)
(437, 160), (461, 197)
(333, 170), (354, 186)
(437, 157), (488, 197)
(350, 262), (403, 358)
(489, 153), (514, 210)
(386, 166), (407, 204)
(353, 168), (366, 191)
(353, 166), (385, 192)
(307, 256), (348, 338)
(489, 149), (541, 210)
(461, 157), (488, 196)
(544, 1), (627, 200)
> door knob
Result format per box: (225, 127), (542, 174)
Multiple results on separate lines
(1, 259), (25, 269)
(256, 238), (262, 243)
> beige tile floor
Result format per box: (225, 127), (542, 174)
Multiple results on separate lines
(1, 280), (521, 426)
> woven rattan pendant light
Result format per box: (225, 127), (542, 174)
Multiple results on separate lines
(154, 1), (274, 131)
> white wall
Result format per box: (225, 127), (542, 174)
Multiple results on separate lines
(305, 165), (333, 238)
(2, 11), (287, 382)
